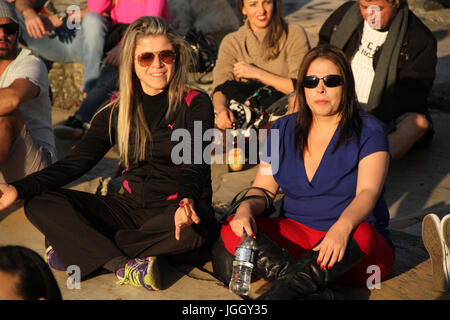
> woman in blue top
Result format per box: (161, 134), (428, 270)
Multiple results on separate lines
(212, 45), (395, 299)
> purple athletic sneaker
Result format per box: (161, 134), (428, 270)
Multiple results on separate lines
(45, 246), (66, 271)
(116, 257), (161, 290)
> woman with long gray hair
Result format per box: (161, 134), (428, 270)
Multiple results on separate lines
(0, 16), (218, 291)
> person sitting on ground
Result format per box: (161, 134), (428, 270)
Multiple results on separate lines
(0, 16), (218, 290)
(422, 213), (450, 292)
(0, 0), (55, 190)
(0, 245), (62, 300)
(14, 0), (107, 97)
(212, 0), (309, 131)
(317, 0), (437, 160)
(53, 0), (171, 139)
(211, 45), (395, 300)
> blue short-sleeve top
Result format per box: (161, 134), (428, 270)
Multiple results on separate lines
(261, 111), (391, 243)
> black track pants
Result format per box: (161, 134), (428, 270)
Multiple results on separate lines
(24, 189), (217, 279)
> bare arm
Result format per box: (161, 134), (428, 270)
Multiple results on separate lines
(230, 161), (279, 238)
(212, 91), (235, 130)
(0, 183), (19, 211)
(0, 78), (40, 116)
(314, 151), (390, 269)
(233, 61), (295, 95)
(14, 0), (36, 15)
(15, 0), (48, 38)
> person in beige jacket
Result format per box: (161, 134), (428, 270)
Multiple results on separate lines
(212, 0), (310, 130)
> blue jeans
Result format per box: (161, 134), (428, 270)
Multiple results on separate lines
(74, 64), (119, 123)
(17, 11), (108, 93)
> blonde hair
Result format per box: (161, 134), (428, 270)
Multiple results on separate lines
(108, 16), (192, 167)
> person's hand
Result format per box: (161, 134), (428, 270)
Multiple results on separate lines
(233, 61), (261, 81)
(46, 14), (64, 29)
(215, 108), (235, 130)
(23, 9), (47, 38)
(174, 198), (200, 240)
(0, 184), (18, 211)
(229, 204), (257, 238)
(104, 43), (121, 67)
(312, 220), (352, 270)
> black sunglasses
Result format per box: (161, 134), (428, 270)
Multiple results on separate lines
(137, 50), (176, 67)
(0, 23), (19, 36)
(303, 75), (343, 88)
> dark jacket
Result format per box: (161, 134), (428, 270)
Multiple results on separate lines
(12, 89), (215, 209)
(319, 1), (437, 125)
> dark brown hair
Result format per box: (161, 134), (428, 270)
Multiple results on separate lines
(0, 246), (62, 300)
(238, 0), (288, 60)
(294, 44), (362, 155)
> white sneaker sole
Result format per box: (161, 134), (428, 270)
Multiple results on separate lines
(422, 214), (449, 292)
(442, 214), (450, 288)
(442, 215), (450, 251)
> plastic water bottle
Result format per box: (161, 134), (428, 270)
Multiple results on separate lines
(229, 233), (257, 295)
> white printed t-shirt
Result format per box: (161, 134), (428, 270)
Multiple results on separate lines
(351, 20), (389, 105)
(0, 48), (55, 159)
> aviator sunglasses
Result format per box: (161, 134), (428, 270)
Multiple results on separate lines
(0, 22), (19, 36)
(137, 50), (176, 67)
(303, 74), (343, 89)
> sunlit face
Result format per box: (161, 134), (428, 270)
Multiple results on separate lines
(359, 0), (398, 30)
(134, 35), (175, 96)
(0, 17), (18, 60)
(0, 271), (22, 300)
(241, 0), (274, 32)
(304, 58), (343, 120)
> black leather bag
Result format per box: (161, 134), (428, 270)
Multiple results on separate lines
(218, 186), (276, 224)
(184, 29), (218, 84)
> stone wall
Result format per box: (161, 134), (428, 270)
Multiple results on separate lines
(48, 61), (84, 110)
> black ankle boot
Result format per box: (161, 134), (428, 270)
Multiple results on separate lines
(253, 231), (296, 281)
(211, 237), (234, 285)
(211, 231), (296, 285)
(258, 237), (363, 300)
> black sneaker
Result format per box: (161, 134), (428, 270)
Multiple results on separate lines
(53, 116), (87, 139)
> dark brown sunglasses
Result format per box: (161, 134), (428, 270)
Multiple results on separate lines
(0, 23), (19, 36)
(137, 50), (176, 67)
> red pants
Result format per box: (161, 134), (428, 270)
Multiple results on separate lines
(220, 217), (395, 285)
